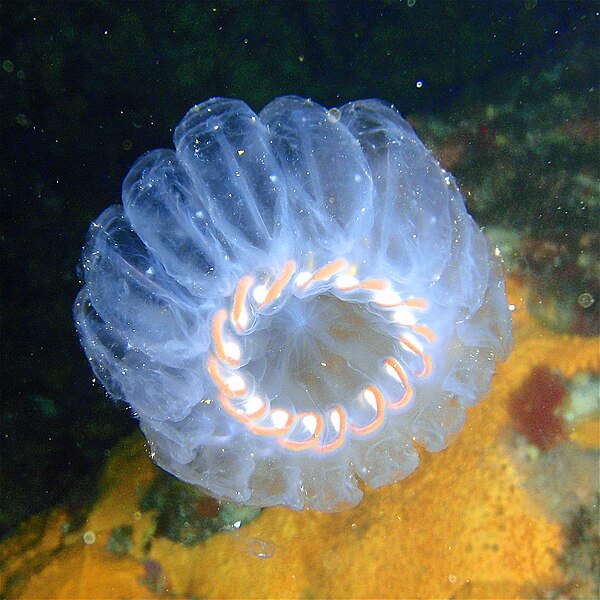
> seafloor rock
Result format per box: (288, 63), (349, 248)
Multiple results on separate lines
(0, 277), (598, 599)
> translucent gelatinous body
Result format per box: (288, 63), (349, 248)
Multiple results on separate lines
(74, 96), (512, 511)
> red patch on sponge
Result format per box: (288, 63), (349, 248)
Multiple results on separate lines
(509, 366), (568, 450)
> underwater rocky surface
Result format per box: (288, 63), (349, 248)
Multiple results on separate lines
(1, 277), (598, 598)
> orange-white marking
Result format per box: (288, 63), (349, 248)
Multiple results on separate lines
(336, 275), (388, 292)
(402, 297), (428, 309)
(207, 256), (436, 453)
(247, 408), (294, 436)
(399, 335), (432, 378)
(297, 257), (348, 291)
(335, 273), (360, 291)
(349, 385), (385, 435)
(279, 412), (325, 451)
(207, 354), (247, 398)
(231, 274), (255, 332)
(211, 309), (240, 366)
(218, 393), (267, 421)
(384, 357), (414, 410)
(316, 406), (347, 453)
(359, 278), (388, 291)
(373, 289), (403, 307)
(259, 259), (297, 308)
(411, 324), (437, 343)
(377, 294), (430, 309)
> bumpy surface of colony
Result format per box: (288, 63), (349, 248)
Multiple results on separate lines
(74, 96), (513, 511)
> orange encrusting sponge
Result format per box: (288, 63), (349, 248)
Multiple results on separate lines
(2, 277), (598, 599)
